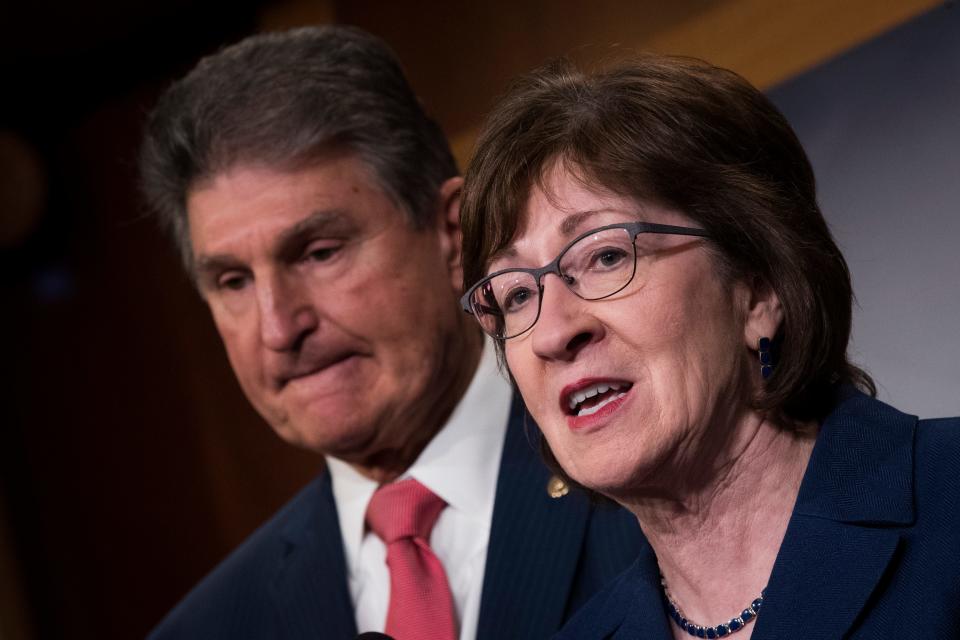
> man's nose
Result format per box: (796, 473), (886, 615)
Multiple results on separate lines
(255, 272), (318, 352)
(529, 275), (604, 362)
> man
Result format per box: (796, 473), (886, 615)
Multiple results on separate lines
(140, 26), (640, 640)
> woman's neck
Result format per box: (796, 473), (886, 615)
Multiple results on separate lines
(625, 412), (817, 634)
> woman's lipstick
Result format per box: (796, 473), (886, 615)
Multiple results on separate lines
(560, 378), (633, 431)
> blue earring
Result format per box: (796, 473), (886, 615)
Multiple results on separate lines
(758, 337), (774, 379)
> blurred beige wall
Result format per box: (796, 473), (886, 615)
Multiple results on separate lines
(261, 0), (941, 167)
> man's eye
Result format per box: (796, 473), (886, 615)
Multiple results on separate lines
(304, 243), (342, 263)
(217, 273), (249, 291)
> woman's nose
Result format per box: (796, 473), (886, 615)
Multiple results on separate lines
(529, 275), (604, 361)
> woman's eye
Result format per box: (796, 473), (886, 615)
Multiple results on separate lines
(503, 286), (534, 312)
(593, 248), (628, 269)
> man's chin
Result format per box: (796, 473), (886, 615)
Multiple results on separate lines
(270, 414), (378, 458)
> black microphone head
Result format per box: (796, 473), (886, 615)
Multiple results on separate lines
(355, 633), (395, 640)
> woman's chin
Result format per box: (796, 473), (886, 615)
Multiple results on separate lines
(562, 451), (665, 504)
(567, 462), (643, 499)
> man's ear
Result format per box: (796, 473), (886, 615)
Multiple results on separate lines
(742, 276), (784, 349)
(434, 176), (465, 292)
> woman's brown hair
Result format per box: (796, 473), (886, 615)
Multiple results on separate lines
(461, 55), (873, 433)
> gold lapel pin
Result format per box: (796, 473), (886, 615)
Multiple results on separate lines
(547, 475), (570, 499)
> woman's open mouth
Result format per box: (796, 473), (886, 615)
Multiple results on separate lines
(562, 380), (633, 418)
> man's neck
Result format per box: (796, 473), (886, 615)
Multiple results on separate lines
(352, 327), (485, 484)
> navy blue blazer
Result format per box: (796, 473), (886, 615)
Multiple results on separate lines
(149, 398), (642, 639)
(554, 390), (960, 639)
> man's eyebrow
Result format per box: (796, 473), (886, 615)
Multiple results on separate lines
(193, 209), (354, 280)
(275, 209), (353, 253)
(194, 254), (239, 281)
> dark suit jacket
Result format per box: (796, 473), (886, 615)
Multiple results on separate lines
(553, 390), (960, 639)
(149, 398), (642, 639)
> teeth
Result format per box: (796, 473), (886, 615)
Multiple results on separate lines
(567, 382), (624, 411)
(578, 392), (627, 416)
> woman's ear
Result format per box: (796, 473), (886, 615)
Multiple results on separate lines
(434, 176), (465, 292)
(743, 276), (784, 348)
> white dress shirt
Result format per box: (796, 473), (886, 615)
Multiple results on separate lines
(326, 340), (513, 640)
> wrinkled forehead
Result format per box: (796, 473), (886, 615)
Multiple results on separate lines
(485, 156), (640, 268)
(194, 143), (414, 220)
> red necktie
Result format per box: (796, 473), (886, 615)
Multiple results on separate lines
(365, 479), (457, 640)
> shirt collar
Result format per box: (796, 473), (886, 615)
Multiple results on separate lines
(327, 339), (513, 573)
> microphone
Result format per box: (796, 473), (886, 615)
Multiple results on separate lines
(355, 634), (396, 640)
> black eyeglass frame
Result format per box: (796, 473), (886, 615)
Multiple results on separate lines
(460, 221), (711, 339)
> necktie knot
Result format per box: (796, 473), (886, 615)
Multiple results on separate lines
(366, 478), (446, 544)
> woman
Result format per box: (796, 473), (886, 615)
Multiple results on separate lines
(458, 56), (960, 638)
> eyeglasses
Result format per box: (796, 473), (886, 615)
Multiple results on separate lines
(461, 221), (710, 339)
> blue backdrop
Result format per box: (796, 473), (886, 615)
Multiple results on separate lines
(769, 4), (960, 418)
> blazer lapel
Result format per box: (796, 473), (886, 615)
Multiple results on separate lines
(754, 392), (917, 639)
(612, 546), (674, 640)
(555, 544), (671, 640)
(476, 397), (593, 640)
(270, 473), (358, 640)
(756, 517), (900, 638)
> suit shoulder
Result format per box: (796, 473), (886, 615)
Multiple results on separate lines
(914, 415), (960, 499)
(148, 476), (328, 639)
(916, 415), (960, 445)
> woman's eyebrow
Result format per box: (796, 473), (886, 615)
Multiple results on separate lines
(558, 209), (612, 236)
(487, 209), (620, 270)
(486, 246), (518, 270)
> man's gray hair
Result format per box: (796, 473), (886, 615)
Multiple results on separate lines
(140, 25), (457, 272)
